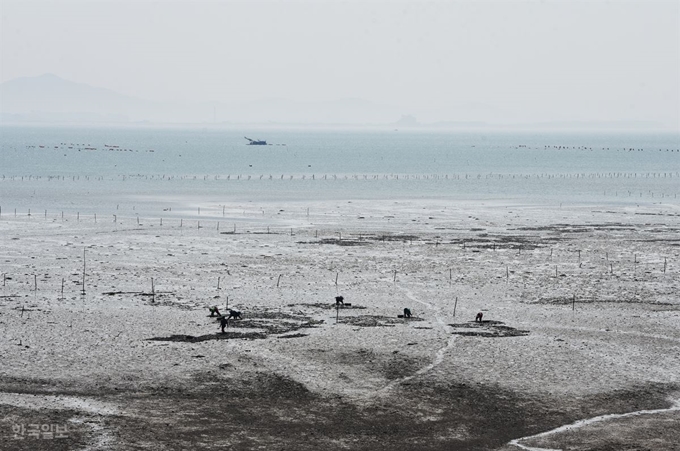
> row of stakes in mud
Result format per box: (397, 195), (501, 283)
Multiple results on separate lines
(3, 171), (680, 182)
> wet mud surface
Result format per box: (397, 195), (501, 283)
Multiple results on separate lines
(1, 376), (676, 451)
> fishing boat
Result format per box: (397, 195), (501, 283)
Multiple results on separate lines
(244, 137), (267, 145)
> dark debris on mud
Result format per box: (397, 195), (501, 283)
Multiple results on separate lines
(147, 332), (267, 342)
(340, 315), (424, 327)
(449, 320), (530, 338)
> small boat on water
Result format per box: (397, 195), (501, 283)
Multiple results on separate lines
(245, 137), (267, 145)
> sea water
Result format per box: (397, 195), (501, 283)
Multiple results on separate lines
(1, 125), (679, 218)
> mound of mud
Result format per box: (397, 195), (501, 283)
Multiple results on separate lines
(147, 332), (266, 342)
(340, 315), (424, 327)
(449, 320), (529, 338)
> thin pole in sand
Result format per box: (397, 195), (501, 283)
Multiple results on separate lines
(217, 222), (219, 231)
(453, 297), (458, 317)
(2, 273), (5, 286)
(60, 278), (64, 300)
(77, 212), (80, 222)
(198, 221), (200, 229)
(217, 276), (221, 291)
(277, 274), (282, 288)
(233, 224), (236, 233)
(94, 214), (97, 223)
(577, 250), (581, 263)
(338, 232), (341, 241)
(449, 268), (452, 286)
(160, 218), (162, 226)
(550, 248), (553, 260)
(137, 216), (140, 225)
(44, 210), (47, 219)
(664, 257), (667, 273)
(572, 293), (576, 311)
(506, 266), (509, 283)
(226, 295), (229, 312)
(335, 273), (339, 286)
(34, 275), (37, 292)
(393, 270), (397, 283)
(81, 249), (86, 295)
(336, 302), (340, 324)
(151, 278), (155, 303)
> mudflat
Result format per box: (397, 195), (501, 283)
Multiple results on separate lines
(1, 200), (678, 450)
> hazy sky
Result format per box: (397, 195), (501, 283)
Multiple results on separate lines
(1, 0), (678, 127)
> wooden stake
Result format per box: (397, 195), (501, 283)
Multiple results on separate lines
(81, 249), (86, 295)
(151, 277), (155, 303)
(34, 274), (37, 292)
(277, 274), (282, 287)
(572, 293), (575, 311)
(453, 297), (458, 317)
(664, 257), (667, 273)
(217, 276), (221, 290)
(61, 278), (64, 299)
(393, 270), (397, 283)
(335, 273), (339, 286)
(506, 266), (509, 283)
